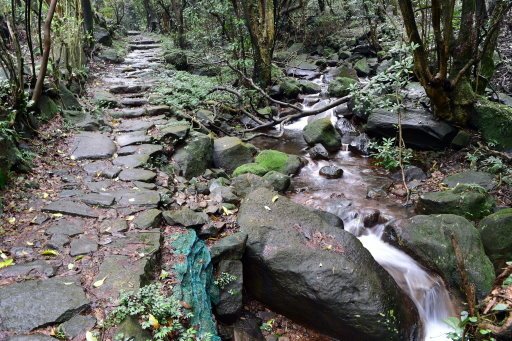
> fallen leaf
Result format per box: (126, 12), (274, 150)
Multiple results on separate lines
(148, 314), (160, 329)
(93, 276), (107, 287)
(85, 331), (98, 341)
(493, 303), (509, 311)
(40, 249), (60, 256)
(26, 241), (34, 246)
(42, 192), (49, 199)
(67, 263), (75, 270)
(221, 206), (235, 216)
(51, 213), (63, 218)
(7, 217), (16, 224)
(0, 259), (14, 269)
(264, 205), (271, 211)
(272, 195), (279, 203)
(125, 215), (135, 221)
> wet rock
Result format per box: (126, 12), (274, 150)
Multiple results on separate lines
(262, 171), (291, 193)
(210, 232), (248, 263)
(46, 220), (85, 236)
(211, 186), (240, 204)
(100, 219), (129, 234)
(238, 188), (419, 340)
(384, 214), (495, 300)
(303, 118), (342, 151)
(348, 133), (371, 155)
(360, 208), (381, 227)
(80, 193), (115, 207)
(335, 117), (357, 135)
(42, 200), (99, 218)
(479, 208), (512, 271)
(83, 161), (122, 178)
(163, 208), (209, 228)
(319, 165), (343, 179)
(443, 171), (496, 191)
(213, 137), (257, 174)
(230, 173), (273, 197)
(0, 260), (57, 278)
(0, 277), (90, 332)
(417, 184), (495, 220)
(309, 143), (329, 160)
(391, 166), (427, 183)
(115, 119), (154, 132)
(278, 78), (301, 99)
(116, 132), (151, 147)
(118, 169), (157, 182)
(215, 260), (243, 322)
(327, 77), (357, 97)
(70, 132), (116, 160)
(298, 80), (321, 94)
(60, 315), (96, 339)
(366, 109), (457, 150)
(113, 153), (150, 168)
(7, 335), (57, 341)
(109, 84), (149, 95)
(132, 209), (162, 229)
(70, 237), (98, 256)
(172, 132), (213, 179)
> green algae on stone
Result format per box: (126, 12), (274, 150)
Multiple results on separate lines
(303, 117), (342, 151)
(479, 208), (512, 271)
(327, 77), (357, 97)
(232, 163), (269, 177)
(472, 98), (512, 151)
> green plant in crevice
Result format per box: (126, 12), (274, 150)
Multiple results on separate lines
(214, 272), (237, 289)
(368, 137), (413, 171)
(105, 283), (197, 341)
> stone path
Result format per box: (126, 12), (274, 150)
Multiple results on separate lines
(0, 33), (221, 340)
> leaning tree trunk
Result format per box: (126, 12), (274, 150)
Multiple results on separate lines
(32, 0), (58, 105)
(241, 0), (276, 88)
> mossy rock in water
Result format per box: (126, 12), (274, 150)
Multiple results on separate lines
(327, 77), (357, 97)
(279, 78), (301, 99)
(384, 214), (495, 301)
(298, 80), (321, 94)
(232, 150), (303, 177)
(254, 150), (303, 175)
(479, 208), (512, 271)
(303, 117), (342, 151)
(232, 163), (269, 177)
(416, 184), (495, 220)
(472, 98), (512, 151)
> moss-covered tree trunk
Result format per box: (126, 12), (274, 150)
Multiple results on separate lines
(241, 0), (275, 87)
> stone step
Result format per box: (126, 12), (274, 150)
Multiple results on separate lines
(129, 44), (161, 51)
(127, 31), (141, 36)
(131, 39), (160, 45)
(109, 105), (171, 119)
(120, 98), (149, 107)
(109, 84), (150, 95)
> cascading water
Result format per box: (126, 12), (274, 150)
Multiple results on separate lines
(251, 72), (457, 340)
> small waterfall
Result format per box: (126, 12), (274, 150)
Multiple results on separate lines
(346, 219), (455, 340)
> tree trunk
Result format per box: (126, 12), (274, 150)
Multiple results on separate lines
(32, 0), (58, 105)
(142, 0), (155, 31)
(81, 0), (94, 37)
(171, 0), (186, 48)
(241, 0), (275, 87)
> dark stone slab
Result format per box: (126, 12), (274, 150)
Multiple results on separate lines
(116, 132), (151, 147)
(115, 190), (161, 207)
(117, 144), (163, 156)
(115, 120), (154, 132)
(60, 315), (96, 339)
(109, 84), (149, 95)
(82, 161), (122, 179)
(118, 169), (156, 182)
(0, 277), (90, 332)
(0, 260), (57, 278)
(45, 220), (85, 236)
(132, 209), (162, 229)
(112, 154), (150, 168)
(70, 237), (99, 256)
(80, 193), (116, 207)
(42, 200), (99, 218)
(162, 208), (209, 228)
(100, 219), (129, 234)
(70, 132), (116, 160)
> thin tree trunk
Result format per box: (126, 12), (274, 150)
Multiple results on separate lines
(81, 0), (94, 37)
(32, 0), (58, 105)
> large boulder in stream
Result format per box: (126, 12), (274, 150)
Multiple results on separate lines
(213, 137), (257, 174)
(384, 214), (495, 300)
(172, 132), (213, 179)
(237, 187), (420, 340)
(366, 109), (457, 149)
(232, 150), (303, 177)
(303, 117), (342, 151)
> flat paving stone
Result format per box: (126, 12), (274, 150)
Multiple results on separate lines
(113, 153), (150, 168)
(99, 219), (129, 234)
(7, 335), (58, 341)
(47, 233), (70, 251)
(115, 120), (154, 132)
(118, 169), (156, 182)
(70, 237), (98, 256)
(146, 105), (171, 116)
(82, 161), (122, 178)
(70, 132), (116, 160)
(120, 98), (149, 107)
(132, 209), (162, 229)
(158, 123), (190, 141)
(116, 132), (151, 147)
(60, 315), (96, 339)
(110, 108), (146, 118)
(0, 277), (89, 332)
(109, 84), (149, 94)
(42, 200), (99, 218)
(0, 260), (57, 278)
(115, 190), (161, 207)
(80, 193), (116, 207)
(118, 144), (163, 156)
(45, 220), (85, 236)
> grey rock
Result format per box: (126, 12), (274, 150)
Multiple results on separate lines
(60, 315), (96, 339)
(210, 186), (240, 204)
(158, 123), (190, 141)
(319, 165), (344, 179)
(0, 277), (90, 332)
(110, 108), (146, 119)
(213, 137), (257, 173)
(80, 193), (115, 207)
(115, 119), (154, 132)
(215, 260), (243, 322)
(309, 143), (329, 160)
(303, 117), (341, 151)
(46, 220), (85, 236)
(480, 208), (512, 271)
(70, 237), (98, 256)
(210, 232), (248, 263)
(172, 132), (213, 179)
(70, 132), (116, 160)
(83, 161), (122, 178)
(133, 209), (162, 229)
(443, 171), (496, 191)
(47, 233), (70, 251)
(114, 316), (152, 341)
(262, 171), (291, 192)
(163, 208), (209, 228)
(118, 169), (156, 182)
(0, 260), (57, 278)
(348, 133), (371, 155)
(115, 190), (161, 207)
(230, 173), (273, 198)
(42, 200), (99, 218)
(7, 335), (57, 341)
(113, 154), (150, 168)
(391, 166), (427, 182)
(99, 219), (129, 234)
(120, 98), (149, 107)
(116, 132), (151, 147)
(117, 144), (163, 156)
(94, 27), (112, 46)
(109, 85), (149, 95)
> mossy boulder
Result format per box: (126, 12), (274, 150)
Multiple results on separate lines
(232, 150), (303, 177)
(303, 117), (342, 151)
(336, 65), (358, 80)
(472, 98), (512, 151)
(279, 78), (301, 99)
(172, 132), (213, 179)
(479, 209), (512, 271)
(38, 95), (60, 122)
(164, 50), (189, 70)
(327, 77), (357, 97)
(384, 214), (495, 300)
(354, 58), (370, 76)
(213, 137), (257, 174)
(416, 184), (496, 220)
(298, 80), (321, 94)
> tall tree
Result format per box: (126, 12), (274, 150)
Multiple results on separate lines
(398, 0), (512, 125)
(81, 0), (94, 37)
(241, 0), (276, 87)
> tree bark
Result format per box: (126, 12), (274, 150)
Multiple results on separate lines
(32, 0), (58, 105)
(81, 0), (94, 37)
(241, 0), (276, 88)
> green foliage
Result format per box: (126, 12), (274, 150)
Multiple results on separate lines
(445, 311), (495, 341)
(465, 143), (511, 178)
(260, 319), (275, 333)
(368, 137), (413, 171)
(105, 283), (197, 341)
(214, 272), (237, 289)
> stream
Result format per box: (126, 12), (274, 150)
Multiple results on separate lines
(252, 73), (456, 340)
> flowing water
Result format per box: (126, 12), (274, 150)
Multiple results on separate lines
(252, 74), (456, 340)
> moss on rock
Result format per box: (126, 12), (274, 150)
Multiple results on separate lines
(232, 163), (269, 177)
(232, 150), (304, 177)
(303, 117), (342, 151)
(472, 98), (512, 151)
(327, 77), (357, 97)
